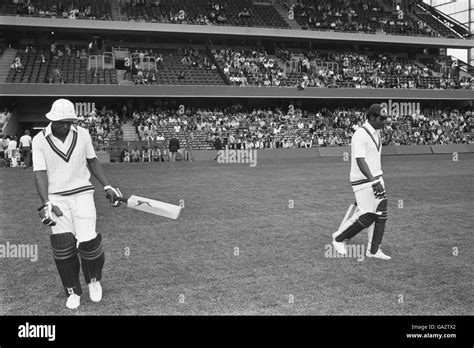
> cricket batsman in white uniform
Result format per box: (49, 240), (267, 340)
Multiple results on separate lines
(33, 98), (123, 309)
(332, 104), (391, 260)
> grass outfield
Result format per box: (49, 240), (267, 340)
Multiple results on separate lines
(0, 153), (473, 315)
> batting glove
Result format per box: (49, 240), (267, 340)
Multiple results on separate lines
(104, 185), (123, 207)
(38, 201), (63, 226)
(371, 180), (386, 199)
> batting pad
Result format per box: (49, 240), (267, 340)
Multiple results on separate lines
(371, 199), (388, 254)
(335, 212), (379, 242)
(78, 233), (105, 284)
(50, 232), (82, 296)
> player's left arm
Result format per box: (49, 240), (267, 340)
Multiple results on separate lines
(87, 157), (111, 188)
(83, 127), (122, 206)
(87, 157), (123, 206)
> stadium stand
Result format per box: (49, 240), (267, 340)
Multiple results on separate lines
(118, 0), (289, 28)
(0, 0), (112, 20)
(5, 43), (118, 84)
(0, 0), (470, 40)
(212, 47), (287, 86)
(413, 0), (471, 39)
(0, 0), (472, 161)
(290, 0), (442, 37)
(123, 46), (226, 85)
(4, 40), (472, 89)
(77, 107), (123, 150)
(120, 104), (472, 157)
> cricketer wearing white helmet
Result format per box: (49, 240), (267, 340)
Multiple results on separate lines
(332, 104), (391, 260)
(33, 98), (123, 309)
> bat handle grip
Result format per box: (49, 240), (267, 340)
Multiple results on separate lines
(106, 194), (129, 203)
(114, 196), (129, 203)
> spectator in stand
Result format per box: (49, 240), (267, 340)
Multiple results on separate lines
(169, 137), (180, 161)
(161, 147), (170, 161)
(131, 147), (141, 162)
(213, 133), (223, 160)
(152, 146), (161, 162)
(238, 8), (251, 18)
(120, 148), (130, 163)
(142, 146), (151, 162)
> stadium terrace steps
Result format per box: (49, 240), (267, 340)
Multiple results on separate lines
(110, 0), (120, 19)
(122, 123), (139, 141)
(273, 3), (302, 30)
(0, 48), (17, 82)
(116, 70), (126, 83)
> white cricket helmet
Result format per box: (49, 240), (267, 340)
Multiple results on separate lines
(46, 98), (77, 121)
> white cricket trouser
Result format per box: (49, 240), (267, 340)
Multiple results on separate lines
(48, 191), (97, 243)
(339, 178), (385, 245)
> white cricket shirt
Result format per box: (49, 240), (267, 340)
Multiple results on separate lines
(19, 134), (32, 148)
(350, 121), (383, 190)
(32, 123), (96, 195)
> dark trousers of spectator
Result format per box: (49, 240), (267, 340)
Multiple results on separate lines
(21, 147), (32, 168)
(236, 143), (241, 150)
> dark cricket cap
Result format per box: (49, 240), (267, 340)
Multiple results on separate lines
(366, 104), (388, 119)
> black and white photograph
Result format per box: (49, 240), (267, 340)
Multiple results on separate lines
(0, 0), (473, 345)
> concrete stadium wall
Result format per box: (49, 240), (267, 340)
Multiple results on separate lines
(382, 146), (398, 156)
(186, 145), (474, 163)
(192, 148), (321, 161)
(466, 144), (474, 152)
(431, 144), (471, 153)
(318, 147), (350, 157)
(96, 151), (110, 163)
(394, 145), (433, 155)
(259, 148), (320, 159)
(3, 83), (474, 100)
(192, 150), (216, 161)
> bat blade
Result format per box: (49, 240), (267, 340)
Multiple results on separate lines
(126, 195), (182, 220)
(338, 203), (358, 231)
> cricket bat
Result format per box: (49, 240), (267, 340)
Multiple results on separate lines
(338, 203), (358, 231)
(115, 195), (182, 220)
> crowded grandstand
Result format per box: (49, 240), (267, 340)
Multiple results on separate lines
(0, 0), (472, 166)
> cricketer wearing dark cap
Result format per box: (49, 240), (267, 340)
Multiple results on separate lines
(331, 103), (391, 260)
(366, 103), (388, 119)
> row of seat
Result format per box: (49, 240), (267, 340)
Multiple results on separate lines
(293, 0), (447, 38)
(120, 0), (289, 29)
(129, 49), (226, 85)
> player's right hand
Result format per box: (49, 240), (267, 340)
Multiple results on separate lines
(104, 186), (123, 207)
(38, 201), (63, 226)
(371, 180), (386, 199)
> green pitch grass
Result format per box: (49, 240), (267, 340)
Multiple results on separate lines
(1, 153), (473, 315)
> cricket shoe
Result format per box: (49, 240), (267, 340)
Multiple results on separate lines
(88, 279), (102, 302)
(332, 232), (347, 255)
(366, 248), (391, 260)
(66, 294), (81, 309)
